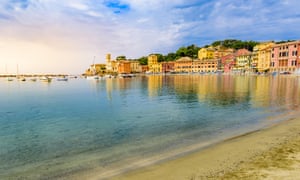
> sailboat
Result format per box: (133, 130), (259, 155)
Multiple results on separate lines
(5, 64), (14, 81)
(16, 64), (26, 81)
(86, 57), (100, 80)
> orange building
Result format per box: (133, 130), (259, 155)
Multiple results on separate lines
(174, 57), (193, 73)
(118, 61), (131, 74)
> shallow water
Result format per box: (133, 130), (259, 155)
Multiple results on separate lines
(0, 75), (300, 179)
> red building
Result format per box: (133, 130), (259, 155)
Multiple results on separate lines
(161, 62), (175, 73)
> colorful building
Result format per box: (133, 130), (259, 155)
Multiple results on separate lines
(85, 64), (106, 75)
(270, 41), (300, 73)
(252, 42), (274, 73)
(234, 49), (252, 73)
(161, 62), (175, 73)
(118, 61), (131, 74)
(198, 47), (214, 60)
(214, 46), (235, 59)
(130, 60), (142, 73)
(174, 57), (193, 73)
(148, 54), (161, 73)
(221, 54), (236, 73)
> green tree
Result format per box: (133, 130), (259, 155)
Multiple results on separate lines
(138, 56), (148, 65)
(164, 53), (177, 61)
(155, 54), (165, 62)
(116, 55), (126, 60)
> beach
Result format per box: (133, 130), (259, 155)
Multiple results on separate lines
(109, 117), (300, 180)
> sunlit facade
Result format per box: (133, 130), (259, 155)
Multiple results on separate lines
(252, 42), (274, 73)
(198, 47), (214, 60)
(270, 41), (300, 73)
(174, 57), (193, 73)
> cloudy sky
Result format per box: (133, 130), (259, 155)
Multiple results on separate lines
(0, 0), (299, 74)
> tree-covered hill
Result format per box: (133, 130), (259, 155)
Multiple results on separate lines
(137, 39), (260, 65)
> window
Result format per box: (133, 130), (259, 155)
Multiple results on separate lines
(272, 53), (274, 58)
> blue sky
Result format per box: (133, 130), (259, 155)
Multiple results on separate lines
(0, 0), (299, 74)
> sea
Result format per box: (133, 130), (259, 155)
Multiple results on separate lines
(1, 74), (300, 179)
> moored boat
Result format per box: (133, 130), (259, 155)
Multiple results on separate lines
(40, 76), (52, 82)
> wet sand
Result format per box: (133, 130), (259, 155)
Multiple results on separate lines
(110, 117), (300, 180)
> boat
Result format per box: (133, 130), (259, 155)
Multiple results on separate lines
(40, 76), (52, 82)
(119, 73), (134, 78)
(104, 74), (112, 78)
(30, 77), (37, 82)
(57, 76), (68, 81)
(19, 77), (26, 81)
(86, 57), (100, 80)
(7, 77), (14, 81)
(86, 76), (100, 80)
(5, 65), (14, 81)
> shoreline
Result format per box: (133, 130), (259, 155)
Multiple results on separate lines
(105, 117), (300, 180)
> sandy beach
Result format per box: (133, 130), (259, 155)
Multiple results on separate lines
(107, 117), (300, 180)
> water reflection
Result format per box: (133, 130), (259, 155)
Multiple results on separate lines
(145, 75), (300, 110)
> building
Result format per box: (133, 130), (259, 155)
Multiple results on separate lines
(130, 61), (142, 73)
(174, 57), (193, 73)
(198, 47), (215, 60)
(148, 54), (161, 73)
(252, 42), (275, 73)
(141, 65), (149, 73)
(234, 49), (252, 73)
(118, 61), (131, 74)
(106, 54), (113, 72)
(198, 59), (218, 73)
(85, 64), (106, 75)
(221, 54), (236, 73)
(214, 46), (235, 59)
(161, 62), (175, 73)
(270, 40), (300, 73)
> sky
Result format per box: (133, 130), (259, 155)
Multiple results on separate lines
(0, 0), (300, 74)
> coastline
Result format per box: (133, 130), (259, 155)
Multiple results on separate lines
(106, 117), (300, 180)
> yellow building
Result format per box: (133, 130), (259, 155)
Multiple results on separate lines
(148, 54), (161, 73)
(85, 64), (106, 75)
(234, 49), (252, 73)
(148, 54), (158, 66)
(105, 53), (113, 73)
(198, 47), (215, 60)
(252, 42), (274, 73)
(214, 46), (235, 59)
(130, 61), (142, 73)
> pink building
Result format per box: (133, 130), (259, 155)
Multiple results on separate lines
(270, 41), (300, 73)
(221, 54), (235, 73)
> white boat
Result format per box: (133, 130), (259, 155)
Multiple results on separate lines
(40, 76), (52, 82)
(104, 74), (112, 78)
(7, 77), (14, 81)
(86, 76), (99, 80)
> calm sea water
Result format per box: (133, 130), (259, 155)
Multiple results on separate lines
(1, 75), (300, 179)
